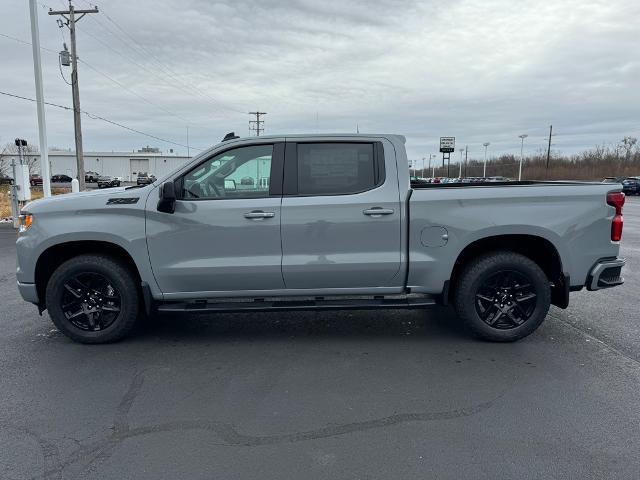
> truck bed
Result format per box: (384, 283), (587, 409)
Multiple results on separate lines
(410, 180), (604, 189)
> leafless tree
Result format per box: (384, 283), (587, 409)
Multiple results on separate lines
(0, 145), (10, 177)
(0, 142), (40, 175)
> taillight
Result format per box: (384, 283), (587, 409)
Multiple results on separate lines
(607, 192), (625, 241)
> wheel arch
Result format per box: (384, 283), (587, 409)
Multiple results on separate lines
(35, 240), (143, 310)
(447, 234), (568, 308)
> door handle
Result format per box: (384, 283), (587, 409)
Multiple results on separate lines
(363, 207), (395, 216)
(243, 210), (275, 219)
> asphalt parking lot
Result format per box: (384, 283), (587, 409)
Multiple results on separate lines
(1, 198), (639, 480)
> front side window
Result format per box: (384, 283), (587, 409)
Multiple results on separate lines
(181, 145), (273, 199)
(297, 143), (379, 195)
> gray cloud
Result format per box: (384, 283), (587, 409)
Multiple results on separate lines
(1, 0), (638, 161)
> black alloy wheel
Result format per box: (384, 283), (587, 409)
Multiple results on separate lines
(61, 272), (121, 331)
(453, 252), (551, 342)
(46, 254), (140, 343)
(474, 270), (537, 329)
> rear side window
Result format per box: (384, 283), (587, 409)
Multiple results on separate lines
(296, 143), (383, 195)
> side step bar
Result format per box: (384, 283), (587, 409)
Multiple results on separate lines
(157, 294), (437, 313)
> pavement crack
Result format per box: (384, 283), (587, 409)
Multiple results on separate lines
(25, 370), (500, 479)
(125, 398), (496, 447)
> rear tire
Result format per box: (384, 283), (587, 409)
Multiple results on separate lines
(453, 252), (551, 342)
(45, 254), (140, 344)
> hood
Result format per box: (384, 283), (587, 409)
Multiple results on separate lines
(23, 185), (151, 214)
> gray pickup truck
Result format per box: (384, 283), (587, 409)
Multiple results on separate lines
(16, 134), (626, 344)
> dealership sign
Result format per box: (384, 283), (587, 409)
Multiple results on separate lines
(440, 137), (455, 153)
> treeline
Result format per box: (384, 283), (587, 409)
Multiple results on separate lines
(418, 141), (640, 180)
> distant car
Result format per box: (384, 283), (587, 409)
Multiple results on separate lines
(602, 176), (625, 184)
(487, 176), (510, 182)
(97, 175), (121, 188)
(30, 175), (43, 186)
(240, 176), (255, 186)
(51, 174), (72, 183)
(622, 177), (640, 195)
(136, 173), (156, 185)
(0, 174), (12, 185)
(85, 171), (99, 183)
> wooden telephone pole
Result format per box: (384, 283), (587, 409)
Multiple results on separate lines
(49, 1), (99, 190)
(249, 111), (266, 136)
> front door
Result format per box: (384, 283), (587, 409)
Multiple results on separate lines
(280, 140), (402, 290)
(146, 143), (285, 296)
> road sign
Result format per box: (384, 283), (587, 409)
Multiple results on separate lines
(440, 137), (455, 153)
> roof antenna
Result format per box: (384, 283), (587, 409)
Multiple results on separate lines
(222, 132), (239, 142)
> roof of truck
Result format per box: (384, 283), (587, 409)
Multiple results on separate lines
(222, 133), (406, 143)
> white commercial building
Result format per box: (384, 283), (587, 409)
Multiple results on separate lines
(28, 149), (191, 181)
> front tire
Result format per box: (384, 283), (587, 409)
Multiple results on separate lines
(453, 252), (551, 342)
(45, 254), (140, 344)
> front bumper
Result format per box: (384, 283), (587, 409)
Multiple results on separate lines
(587, 258), (625, 291)
(17, 281), (39, 304)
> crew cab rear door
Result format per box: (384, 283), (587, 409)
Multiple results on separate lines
(280, 139), (403, 290)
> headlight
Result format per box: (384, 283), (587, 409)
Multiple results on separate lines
(18, 213), (33, 233)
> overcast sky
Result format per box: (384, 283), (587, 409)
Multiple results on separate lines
(1, 0), (638, 161)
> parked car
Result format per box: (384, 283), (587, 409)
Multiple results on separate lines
(622, 177), (640, 195)
(486, 176), (510, 182)
(15, 133), (626, 344)
(136, 173), (156, 185)
(85, 171), (99, 183)
(30, 175), (43, 186)
(97, 175), (121, 188)
(602, 176), (625, 184)
(51, 174), (72, 183)
(0, 174), (12, 185)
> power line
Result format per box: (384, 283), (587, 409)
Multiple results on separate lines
(77, 59), (193, 124)
(0, 32), (56, 53)
(77, 0), (247, 115)
(0, 90), (203, 151)
(0, 31), (198, 127)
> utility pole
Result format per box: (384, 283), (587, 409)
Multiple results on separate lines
(458, 148), (464, 178)
(29, 0), (51, 197)
(49, 1), (99, 191)
(249, 111), (266, 136)
(546, 125), (553, 176)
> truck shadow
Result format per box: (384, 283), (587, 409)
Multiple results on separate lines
(135, 306), (472, 343)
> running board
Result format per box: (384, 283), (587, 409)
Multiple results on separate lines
(157, 294), (437, 313)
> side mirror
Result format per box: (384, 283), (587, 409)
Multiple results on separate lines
(157, 181), (176, 214)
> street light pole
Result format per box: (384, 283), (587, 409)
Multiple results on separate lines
(483, 142), (490, 178)
(518, 134), (528, 181)
(458, 148), (464, 178)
